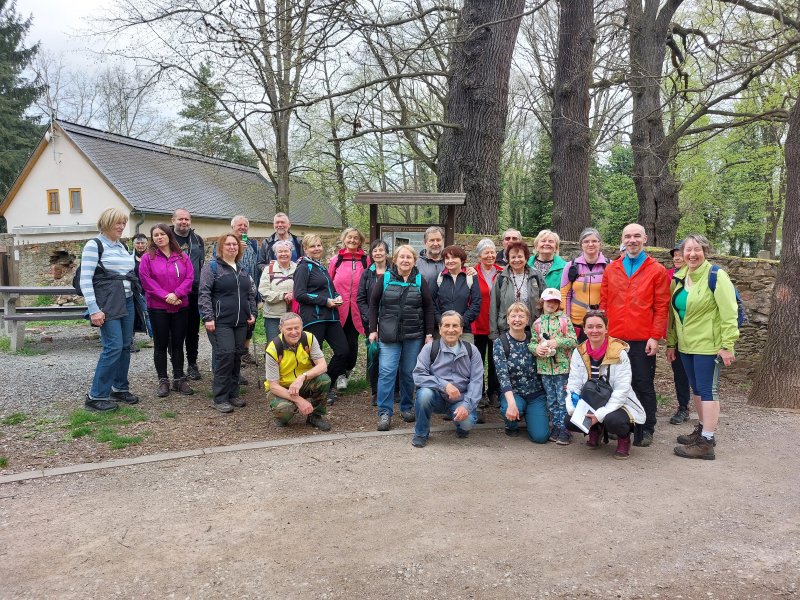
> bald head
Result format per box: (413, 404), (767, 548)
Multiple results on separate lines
(621, 223), (647, 258)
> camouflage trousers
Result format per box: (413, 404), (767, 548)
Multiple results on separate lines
(269, 373), (331, 424)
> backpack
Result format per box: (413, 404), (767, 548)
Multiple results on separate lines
(499, 331), (531, 359)
(265, 331), (314, 391)
(708, 265), (747, 327)
(72, 238), (104, 296)
(436, 270), (474, 290)
(533, 315), (569, 337)
(428, 337), (474, 363)
(567, 259), (605, 283)
(331, 252), (368, 279)
(382, 270), (422, 292)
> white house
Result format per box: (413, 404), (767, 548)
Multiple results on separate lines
(0, 120), (341, 244)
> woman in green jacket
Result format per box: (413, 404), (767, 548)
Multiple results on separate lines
(527, 229), (567, 289)
(666, 234), (739, 460)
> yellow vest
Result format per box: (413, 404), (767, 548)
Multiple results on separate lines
(264, 332), (314, 390)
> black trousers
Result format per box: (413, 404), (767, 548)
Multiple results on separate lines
(207, 323), (246, 405)
(473, 334), (499, 397)
(565, 408), (632, 438)
(305, 321), (349, 385)
(185, 292), (201, 366)
(671, 346), (690, 409)
(342, 314), (360, 373)
(625, 340), (657, 435)
(150, 308), (189, 379)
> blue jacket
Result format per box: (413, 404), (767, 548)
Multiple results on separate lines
(413, 340), (483, 412)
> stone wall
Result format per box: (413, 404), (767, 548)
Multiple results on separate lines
(9, 232), (777, 376)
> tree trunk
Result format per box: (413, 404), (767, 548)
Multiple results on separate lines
(550, 0), (594, 241)
(438, 0), (525, 234)
(749, 98), (800, 408)
(272, 111), (291, 214)
(627, 0), (683, 247)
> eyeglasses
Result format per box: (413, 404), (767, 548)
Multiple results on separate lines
(504, 236), (519, 241)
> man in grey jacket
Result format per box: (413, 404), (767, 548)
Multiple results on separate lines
(415, 225), (445, 287)
(411, 311), (483, 447)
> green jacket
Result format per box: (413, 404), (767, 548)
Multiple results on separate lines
(666, 260), (739, 355)
(527, 254), (567, 289)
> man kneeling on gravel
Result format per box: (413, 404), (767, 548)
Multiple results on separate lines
(411, 311), (483, 447)
(265, 313), (332, 431)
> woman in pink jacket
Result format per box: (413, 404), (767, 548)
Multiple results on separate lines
(139, 223), (195, 398)
(328, 227), (369, 391)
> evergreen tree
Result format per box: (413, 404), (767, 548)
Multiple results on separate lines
(0, 0), (43, 198)
(176, 63), (255, 166)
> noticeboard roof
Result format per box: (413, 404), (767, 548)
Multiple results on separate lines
(353, 192), (466, 206)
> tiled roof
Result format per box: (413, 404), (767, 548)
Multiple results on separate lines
(57, 121), (340, 227)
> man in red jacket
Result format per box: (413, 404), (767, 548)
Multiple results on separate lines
(600, 223), (670, 447)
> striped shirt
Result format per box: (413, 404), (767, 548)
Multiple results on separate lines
(80, 234), (135, 314)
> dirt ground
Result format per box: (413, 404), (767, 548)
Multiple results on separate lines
(1, 395), (799, 599)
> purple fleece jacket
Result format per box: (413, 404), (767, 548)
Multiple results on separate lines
(139, 250), (194, 312)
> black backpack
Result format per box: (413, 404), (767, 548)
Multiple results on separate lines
(428, 338), (474, 363)
(72, 238), (104, 296)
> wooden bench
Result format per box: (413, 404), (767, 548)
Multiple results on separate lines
(0, 286), (84, 351)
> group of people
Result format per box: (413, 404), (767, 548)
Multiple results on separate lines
(79, 209), (739, 461)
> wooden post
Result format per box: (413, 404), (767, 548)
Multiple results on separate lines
(445, 206), (455, 247)
(370, 204), (378, 243)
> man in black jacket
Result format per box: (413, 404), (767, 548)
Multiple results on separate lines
(257, 212), (303, 272)
(171, 208), (205, 380)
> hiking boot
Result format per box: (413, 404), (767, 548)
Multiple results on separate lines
(336, 374), (348, 391)
(674, 437), (716, 460)
(677, 423), (716, 446)
(505, 427), (520, 437)
(586, 424), (603, 448)
(556, 431), (572, 445)
(110, 390), (139, 405)
(273, 418), (287, 428)
(455, 428), (469, 439)
(478, 395), (488, 409)
(187, 364), (202, 380)
(307, 413), (331, 431)
(633, 431), (653, 447)
(85, 395), (118, 412)
(157, 378), (170, 398)
(400, 410), (415, 423)
(238, 375), (249, 386)
(670, 408), (690, 425)
(129, 341), (140, 353)
(489, 393), (501, 409)
(377, 413), (391, 431)
(411, 435), (427, 448)
(614, 435), (631, 459)
(548, 429), (559, 443)
(476, 410), (485, 424)
(229, 397), (246, 408)
(214, 402), (234, 413)
(172, 377), (194, 395)
(327, 390), (338, 405)
(241, 353), (256, 365)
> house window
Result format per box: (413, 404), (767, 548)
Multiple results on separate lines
(47, 189), (60, 214)
(69, 188), (83, 213)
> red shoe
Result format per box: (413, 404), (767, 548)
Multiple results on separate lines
(614, 434), (631, 459)
(587, 424), (603, 448)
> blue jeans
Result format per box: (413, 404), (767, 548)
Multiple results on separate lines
(414, 387), (478, 439)
(501, 391), (549, 443)
(264, 317), (281, 344)
(377, 338), (423, 416)
(541, 374), (569, 436)
(89, 295), (135, 401)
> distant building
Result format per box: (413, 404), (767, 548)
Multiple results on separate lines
(0, 120), (340, 244)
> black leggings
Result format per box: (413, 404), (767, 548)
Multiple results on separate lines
(565, 408), (632, 438)
(149, 308), (189, 379)
(304, 321), (349, 385)
(342, 314), (360, 373)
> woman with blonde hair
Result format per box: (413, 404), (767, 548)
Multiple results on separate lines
(294, 233), (349, 404)
(368, 244), (435, 431)
(528, 229), (567, 289)
(80, 208), (143, 411)
(328, 227), (369, 390)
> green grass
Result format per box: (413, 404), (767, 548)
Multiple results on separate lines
(342, 377), (369, 396)
(656, 393), (672, 408)
(34, 319), (86, 327)
(34, 295), (53, 307)
(66, 406), (149, 450)
(0, 457), (8, 468)
(0, 337), (47, 356)
(134, 339), (151, 350)
(1, 413), (27, 426)
(0, 337), (9, 353)
(161, 411), (177, 419)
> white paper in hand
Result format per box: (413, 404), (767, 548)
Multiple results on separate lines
(570, 399), (595, 434)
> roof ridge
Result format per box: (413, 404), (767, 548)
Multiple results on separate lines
(55, 119), (259, 174)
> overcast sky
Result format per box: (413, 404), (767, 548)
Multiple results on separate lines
(18, 0), (114, 66)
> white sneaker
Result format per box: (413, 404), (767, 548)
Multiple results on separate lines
(336, 374), (348, 390)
